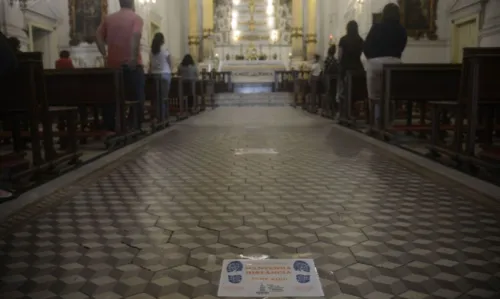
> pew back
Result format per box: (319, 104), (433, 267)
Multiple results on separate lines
(382, 64), (461, 102)
(44, 68), (123, 106)
(461, 48), (500, 104)
(342, 70), (367, 123)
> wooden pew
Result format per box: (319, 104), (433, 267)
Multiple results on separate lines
(292, 71), (310, 108)
(1, 53), (80, 188)
(376, 64), (462, 139)
(196, 75), (215, 111)
(201, 71), (216, 109)
(183, 78), (199, 114)
(338, 70), (368, 127)
(321, 74), (338, 119)
(169, 76), (189, 120)
(307, 76), (324, 113)
(274, 71), (295, 92)
(428, 47), (500, 171)
(145, 74), (169, 131)
(210, 71), (232, 93)
(44, 68), (140, 148)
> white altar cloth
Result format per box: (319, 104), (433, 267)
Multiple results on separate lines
(219, 60), (286, 82)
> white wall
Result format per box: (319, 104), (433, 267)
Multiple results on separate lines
(0, 0), (186, 69)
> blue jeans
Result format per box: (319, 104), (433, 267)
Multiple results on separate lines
(103, 65), (145, 131)
(160, 72), (171, 121)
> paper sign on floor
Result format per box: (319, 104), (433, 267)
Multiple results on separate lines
(217, 259), (324, 297)
(233, 148), (278, 155)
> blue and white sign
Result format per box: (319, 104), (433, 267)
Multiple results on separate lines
(218, 259), (323, 297)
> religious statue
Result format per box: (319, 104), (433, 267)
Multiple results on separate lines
(248, 0), (256, 32)
(69, 0), (108, 46)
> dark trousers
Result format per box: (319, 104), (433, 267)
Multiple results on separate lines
(103, 65), (145, 131)
(159, 72), (171, 121)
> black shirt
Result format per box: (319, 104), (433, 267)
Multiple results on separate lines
(338, 35), (364, 71)
(363, 21), (407, 59)
(324, 56), (338, 75)
(0, 31), (17, 75)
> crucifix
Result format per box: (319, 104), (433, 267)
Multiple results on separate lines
(249, 0), (255, 32)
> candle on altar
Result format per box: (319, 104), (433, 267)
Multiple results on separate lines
(329, 34), (333, 45)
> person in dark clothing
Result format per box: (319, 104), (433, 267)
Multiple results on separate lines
(323, 45), (339, 114)
(7, 37), (21, 53)
(364, 3), (407, 124)
(0, 31), (18, 200)
(338, 21), (364, 77)
(1, 33), (17, 73)
(324, 44), (339, 75)
(337, 21), (364, 116)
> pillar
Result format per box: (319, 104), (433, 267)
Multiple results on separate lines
(291, 0), (303, 59)
(202, 0), (214, 60)
(188, 0), (200, 61)
(306, 0), (317, 59)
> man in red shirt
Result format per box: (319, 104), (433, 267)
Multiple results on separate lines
(96, 0), (145, 131)
(55, 50), (74, 69)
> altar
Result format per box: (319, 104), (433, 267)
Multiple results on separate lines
(219, 60), (286, 82)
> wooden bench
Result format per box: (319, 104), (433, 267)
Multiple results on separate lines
(209, 71), (232, 93)
(274, 71), (295, 92)
(169, 76), (189, 120)
(338, 70), (368, 127)
(182, 78), (199, 114)
(376, 64), (462, 139)
(145, 74), (169, 131)
(292, 71), (310, 108)
(196, 75), (216, 110)
(44, 68), (141, 148)
(321, 74), (338, 119)
(1, 53), (80, 188)
(428, 47), (500, 171)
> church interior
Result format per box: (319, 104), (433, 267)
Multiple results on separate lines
(1, 0), (500, 298)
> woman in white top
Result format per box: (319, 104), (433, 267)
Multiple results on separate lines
(149, 32), (172, 122)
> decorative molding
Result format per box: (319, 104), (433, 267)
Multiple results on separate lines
(449, 0), (487, 21)
(480, 20), (500, 38)
(148, 10), (162, 25)
(450, 0), (486, 13)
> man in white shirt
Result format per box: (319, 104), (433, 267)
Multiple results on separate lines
(311, 54), (322, 77)
(308, 55), (323, 112)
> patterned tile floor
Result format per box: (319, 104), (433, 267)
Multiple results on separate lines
(1, 106), (500, 299)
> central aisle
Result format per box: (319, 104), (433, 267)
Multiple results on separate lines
(1, 107), (499, 299)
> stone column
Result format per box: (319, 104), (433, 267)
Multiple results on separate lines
(306, 0), (317, 59)
(291, 0), (303, 59)
(202, 0), (214, 60)
(188, 0), (201, 61)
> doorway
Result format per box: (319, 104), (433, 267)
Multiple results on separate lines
(29, 24), (55, 68)
(451, 15), (479, 63)
(150, 21), (161, 43)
